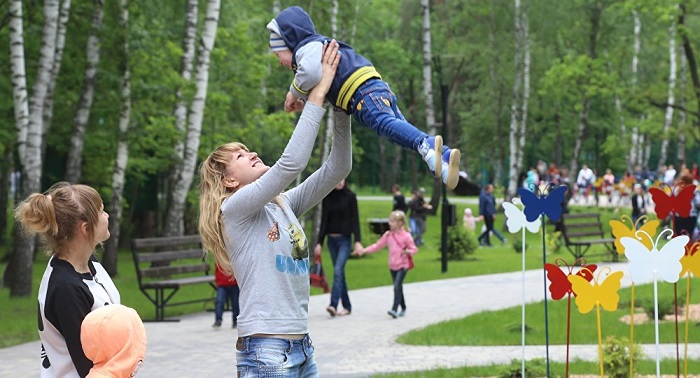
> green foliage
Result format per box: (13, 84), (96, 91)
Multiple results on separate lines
(497, 358), (546, 378)
(636, 291), (686, 320)
(602, 335), (643, 378)
(545, 231), (562, 254)
(512, 238), (526, 253)
(446, 226), (478, 260)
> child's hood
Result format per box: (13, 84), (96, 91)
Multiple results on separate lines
(268, 6), (317, 51)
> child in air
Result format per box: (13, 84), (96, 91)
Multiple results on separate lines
(355, 210), (417, 318)
(267, 6), (461, 190)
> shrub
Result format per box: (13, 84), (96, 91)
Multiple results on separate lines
(636, 292), (685, 320)
(512, 238), (526, 253)
(602, 335), (642, 378)
(445, 226), (478, 260)
(498, 358), (546, 378)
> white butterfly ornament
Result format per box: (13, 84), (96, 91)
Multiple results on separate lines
(503, 198), (541, 234)
(620, 228), (688, 284)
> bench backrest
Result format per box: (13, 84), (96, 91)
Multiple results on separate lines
(560, 213), (605, 243)
(131, 235), (210, 285)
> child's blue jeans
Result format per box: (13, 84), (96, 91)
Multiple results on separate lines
(236, 335), (317, 377)
(349, 79), (429, 150)
(215, 285), (240, 323)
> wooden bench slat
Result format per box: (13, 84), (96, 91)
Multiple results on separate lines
(562, 213), (600, 220)
(140, 263), (209, 278)
(562, 222), (602, 228)
(565, 231), (605, 238)
(560, 212), (616, 260)
(142, 275), (214, 289)
(136, 249), (204, 263)
(132, 235), (201, 249)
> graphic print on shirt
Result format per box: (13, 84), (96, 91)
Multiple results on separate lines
(38, 306), (51, 369)
(287, 223), (308, 260)
(267, 222), (280, 242)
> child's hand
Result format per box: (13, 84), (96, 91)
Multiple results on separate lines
(284, 91), (305, 113)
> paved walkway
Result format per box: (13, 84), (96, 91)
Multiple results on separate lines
(1, 262), (698, 377)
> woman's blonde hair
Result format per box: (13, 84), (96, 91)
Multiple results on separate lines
(390, 210), (409, 232)
(14, 182), (103, 255)
(198, 142), (248, 275)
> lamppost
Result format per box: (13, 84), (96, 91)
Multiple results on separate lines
(433, 56), (463, 273)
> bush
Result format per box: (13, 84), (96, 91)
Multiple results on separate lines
(602, 335), (642, 378)
(637, 293), (685, 320)
(445, 226), (478, 260)
(498, 358), (546, 378)
(512, 238), (526, 253)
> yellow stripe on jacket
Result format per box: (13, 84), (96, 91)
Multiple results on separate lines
(336, 67), (382, 111)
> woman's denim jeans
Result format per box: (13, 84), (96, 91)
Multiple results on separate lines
(390, 268), (408, 312)
(328, 235), (351, 311)
(236, 335), (317, 377)
(350, 79), (427, 150)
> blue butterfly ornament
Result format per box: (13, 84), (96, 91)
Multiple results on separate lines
(517, 185), (568, 222)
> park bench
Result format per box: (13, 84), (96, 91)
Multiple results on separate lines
(560, 212), (616, 261)
(131, 234), (215, 321)
(368, 218), (390, 236)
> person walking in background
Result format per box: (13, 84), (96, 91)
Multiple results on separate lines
(664, 164), (677, 186)
(14, 182), (119, 378)
(576, 164), (595, 204)
(391, 184), (408, 213)
(462, 208), (481, 231)
(267, 6), (461, 189)
(213, 265), (240, 328)
(630, 183), (648, 227)
(356, 210), (417, 318)
(408, 188), (431, 246)
(478, 184), (505, 246)
(80, 304), (147, 378)
(197, 42), (346, 377)
(314, 178), (363, 317)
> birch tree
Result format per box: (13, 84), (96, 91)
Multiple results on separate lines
(421, 0), (436, 137)
(656, 13), (677, 172)
(628, 10), (642, 171)
(104, 0), (131, 276)
(506, 0), (529, 198)
(6, 0), (60, 297)
(164, 0), (220, 236)
(677, 44), (687, 165)
(42, 0), (72, 141)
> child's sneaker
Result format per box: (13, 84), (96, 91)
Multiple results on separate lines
(387, 309), (398, 319)
(212, 320), (222, 328)
(418, 135), (460, 190)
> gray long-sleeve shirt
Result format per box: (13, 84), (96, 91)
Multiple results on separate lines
(221, 104), (352, 336)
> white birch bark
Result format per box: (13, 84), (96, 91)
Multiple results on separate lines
(42, 0), (71, 138)
(677, 44), (687, 165)
(164, 0), (220, 236)
(171, 0), (199, 181)
(65, 0), (104, 183)
(10, 0), (29, 162)
(569, 98), (589, 181)
(518, 0), (530, 179)
(507, 0), (524, 198)
(628, 10), (641, 172)
(322, 0), (339, 163)
(420, 0), (436, 136)
(657, 17), (677, 172)
(8, 0), (60, 296)
(104, 0), (131, 275)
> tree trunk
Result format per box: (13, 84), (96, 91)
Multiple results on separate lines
(42, 0), (72, 141)
(518, 0), (530, 184)
(677, 44), (687, 166)
(628, 10), (642, 173)
(657, 17), (677, 172)
(164, 0), (220, 237)
(10, 0), (29, 163)
(104, 0), (131, 276)
(65, 0), (104, 183)
(6, 0), (60, 297)
(420, 0), (437, 137)
(679, 3), (700, 124)
(507, 0), (525, 198)
(169, 0), (199, 203)
(569, 97), (590, 182)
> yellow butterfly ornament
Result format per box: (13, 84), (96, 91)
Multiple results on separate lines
(609, 215), (659, 254)
(568, 267), (624, 314)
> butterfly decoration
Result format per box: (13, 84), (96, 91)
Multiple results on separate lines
(502, 198), (541, 234)
(648, 184), (696, 219)
(681, 240), (700, 278)
(517, 185), (568, 222)
(545, 258), (597, 300)
(609, 215), (659, 254)
(568, 267), (624, 314)
(621, 228), (688, 284)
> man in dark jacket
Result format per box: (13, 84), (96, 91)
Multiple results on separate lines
(478, 184), (505, 246)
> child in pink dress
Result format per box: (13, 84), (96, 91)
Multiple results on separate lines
(356, 210), (417, 318)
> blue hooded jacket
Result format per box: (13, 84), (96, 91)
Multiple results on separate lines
(271, 6), (381, 112)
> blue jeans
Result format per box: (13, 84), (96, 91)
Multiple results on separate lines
(327, 235), (351, 311)
(390, 268), (408, 312)
(236, 335), (317, 377)
(410, 217), (426, 246)
(215, 285), (240, 323)
(350, 79), (430, 150)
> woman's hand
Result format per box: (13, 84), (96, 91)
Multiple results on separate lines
(307, 39), (340, 106)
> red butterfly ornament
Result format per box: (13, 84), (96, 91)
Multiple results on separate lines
(545, 258), (598, 300)
(648, 184), (696, 219)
